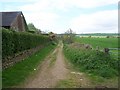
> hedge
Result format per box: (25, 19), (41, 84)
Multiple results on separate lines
(2, 28), (50, 59)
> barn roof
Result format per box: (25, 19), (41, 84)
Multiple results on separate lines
(0, 11), (22, 26)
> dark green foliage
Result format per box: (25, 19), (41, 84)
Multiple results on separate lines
(63, 45), (118, 78)
(2, 28), (50, 59)
(2, 29), (14, 59)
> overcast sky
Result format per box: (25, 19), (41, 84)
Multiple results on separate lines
(0, 0), (119, 34)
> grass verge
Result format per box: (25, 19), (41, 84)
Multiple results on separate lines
(87, 74), (118, 88)
(63, 43), (118, 87)
(2, 44), (56, 88)
(63, 44), (118, 78)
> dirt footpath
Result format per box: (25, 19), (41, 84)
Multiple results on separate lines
(21, 41), (118, 88)
(23, 42), (70, 88)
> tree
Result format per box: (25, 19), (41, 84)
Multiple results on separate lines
(63, 28), (75, 44)
(27, 23), (41, 34)
(28, 23), (36, 31)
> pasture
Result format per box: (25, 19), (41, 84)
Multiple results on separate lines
(75, 37), (119, 49)
(75, 36), (119, 61)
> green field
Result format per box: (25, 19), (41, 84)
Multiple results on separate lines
(75, 36), (119, 60)
(75, 37), (119, 49)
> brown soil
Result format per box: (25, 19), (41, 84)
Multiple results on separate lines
(22, 42), (70, 88)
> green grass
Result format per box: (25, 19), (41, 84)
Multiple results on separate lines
(0, 71), (1, 89)
(75, 37), (119, 49)
(63, 44), (118, 78)
(2, 44), (56, 88)
(88, 73), (118, 86)
(55, 79), (76, 88)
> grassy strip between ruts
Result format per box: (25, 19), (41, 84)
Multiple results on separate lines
(48, 51), (57, 68)
(2, 44), (56, 88)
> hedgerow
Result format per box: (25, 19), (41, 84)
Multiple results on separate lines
(63, 44), (118, 78)
(2, 28), (50, 59)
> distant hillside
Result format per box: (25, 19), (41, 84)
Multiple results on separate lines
(77, 33), (119, 36)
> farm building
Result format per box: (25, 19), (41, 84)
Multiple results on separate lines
(0, 11), (28, 32)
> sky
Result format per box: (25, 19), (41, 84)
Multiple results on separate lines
(0, 0), (119, 34)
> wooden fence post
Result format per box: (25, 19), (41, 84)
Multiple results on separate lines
(104, 48), (109, 54)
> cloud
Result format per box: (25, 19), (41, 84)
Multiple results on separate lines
(70, 10), (118, 33)
(1, 0), (118, 33)
(67, 0), (118, 9)
(53, 0), (118, 9)
(17, 0), (60, 31)
(24, 12), (59, 31)
(20, 0), (119, 12)
(0, 0), (39, 3)
(20, 0), (51, 12)
(18, 0), (118, 33)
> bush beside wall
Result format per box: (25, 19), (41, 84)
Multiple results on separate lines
(2, 28), (50, 60)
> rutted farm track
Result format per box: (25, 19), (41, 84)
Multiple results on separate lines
(23, 42), (69, 88)
(17, 41), (118, 88)
(21, 41), (92, 88)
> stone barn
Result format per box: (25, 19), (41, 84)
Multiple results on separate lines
(0, 11), (28, 32)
